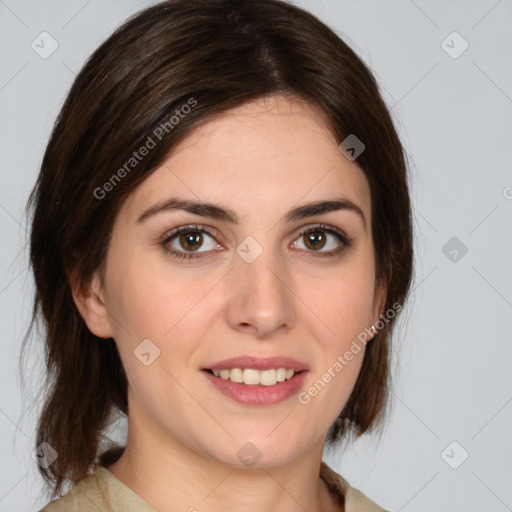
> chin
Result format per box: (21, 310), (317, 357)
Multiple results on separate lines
(206, 432), (310, 470)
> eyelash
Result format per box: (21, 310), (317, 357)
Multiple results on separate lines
(160, 223), (352, 262)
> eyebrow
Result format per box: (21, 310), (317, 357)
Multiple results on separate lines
(137, 197), (366, 228)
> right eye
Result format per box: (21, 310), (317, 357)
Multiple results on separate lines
(161, 224), (223, 261)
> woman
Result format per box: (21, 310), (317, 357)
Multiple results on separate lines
(27, 0), (413, 510)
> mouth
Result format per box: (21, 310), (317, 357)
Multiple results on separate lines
(202, 368), (305, 386)
(201, 366), (309, 406)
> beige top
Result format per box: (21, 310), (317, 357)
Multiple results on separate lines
(40, 461), (388, 512)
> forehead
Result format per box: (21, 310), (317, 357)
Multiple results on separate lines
(117, 95), (371, 225)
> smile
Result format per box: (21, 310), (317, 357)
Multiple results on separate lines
(202, 368), (308, 406)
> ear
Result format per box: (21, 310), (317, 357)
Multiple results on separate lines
(68, 266), (114, 339)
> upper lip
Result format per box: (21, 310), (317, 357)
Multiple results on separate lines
(204, 356), (309, 372)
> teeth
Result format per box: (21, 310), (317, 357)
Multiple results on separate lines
(230, 368), (243, 383)
(259, 369), (276, 386)
(210, 367), (297, 386)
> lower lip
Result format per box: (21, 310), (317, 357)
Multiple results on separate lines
(202, 370), (308, 406)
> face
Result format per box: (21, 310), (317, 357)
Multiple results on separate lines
(78, 94), (385, 469)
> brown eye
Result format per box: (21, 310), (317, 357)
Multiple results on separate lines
(303, 230), (327, 250)
(161, 224), (220, 261)
(179, 231), (203, 251)
(293, 224), (351, 257)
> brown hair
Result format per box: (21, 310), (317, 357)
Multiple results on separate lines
(24, 0), (413, 502)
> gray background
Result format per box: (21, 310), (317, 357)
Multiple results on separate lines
(1, 0), (511, 510)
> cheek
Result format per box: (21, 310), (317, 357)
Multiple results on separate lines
(104, 255), (224, 390)
(297, 253), (374, 410)
(105, 253), (215, 340)
(302, 261), (376, 343)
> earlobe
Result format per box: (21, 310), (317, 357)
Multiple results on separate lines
(68, 267), (114, 339)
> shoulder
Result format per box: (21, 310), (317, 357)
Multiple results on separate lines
(320, 461), (391, 512)
(39, 467), (110, 512)
(345, 486), (390, 512)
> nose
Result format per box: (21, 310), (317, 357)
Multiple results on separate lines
(224, 241), (296, 338)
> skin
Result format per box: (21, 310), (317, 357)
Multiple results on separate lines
(73, 94), (386, 512)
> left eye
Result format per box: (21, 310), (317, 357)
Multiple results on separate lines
(292, 225), (349, 254)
